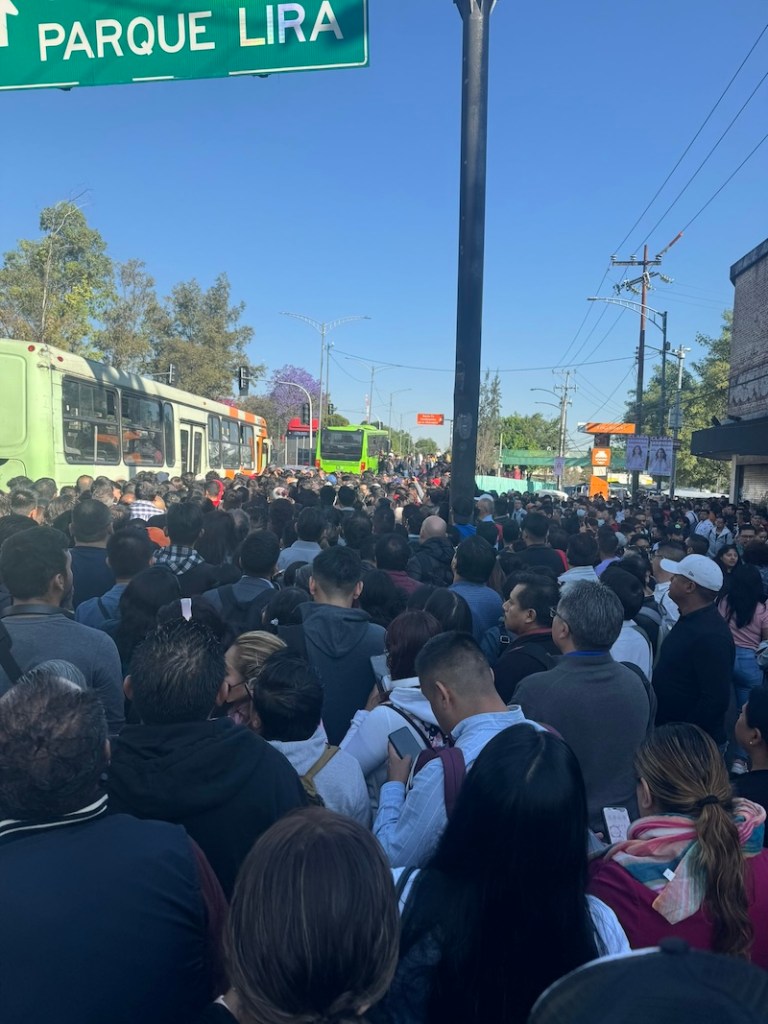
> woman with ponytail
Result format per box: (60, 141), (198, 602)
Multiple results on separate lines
(196, 808), (399, 1024)
(589, 722), (768, 964)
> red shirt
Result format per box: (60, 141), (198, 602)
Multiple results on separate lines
(588, 853), (768, 967)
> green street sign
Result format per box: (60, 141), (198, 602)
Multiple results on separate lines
(0, 0), (368, 92)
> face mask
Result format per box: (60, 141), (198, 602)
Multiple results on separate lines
(576, 509), (586, 518)
(597, 518), (606, 526)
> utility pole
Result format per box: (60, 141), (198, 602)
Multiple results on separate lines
(451, 0), (497, 514)
(669, 345), (690, 499)
(531, 370), (575, 490)
(611, 232), (681, 493)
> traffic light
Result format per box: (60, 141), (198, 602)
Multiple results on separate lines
(327, 403), (335, 416)
(301, 403), (310, 423)
(238, 365), (250, 396)
(168, 363), (176, 386)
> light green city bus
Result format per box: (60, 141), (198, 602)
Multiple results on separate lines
(315, 424), (389, 474)
(0, 338), (270, 490)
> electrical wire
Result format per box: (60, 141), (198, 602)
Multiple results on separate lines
(679, 129), (768, 234)
(614, 20), (768, 252)
(331, 348), (636, 374)
(640, 67), (768, 246)
(585, 361), (638, 420)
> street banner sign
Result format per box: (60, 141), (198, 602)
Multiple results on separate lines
(0, 1), (368, 92)
(552, 456), (565, 478)
(417, 413), (444, 426)
(579, 422), (636, 435)
(648, 436), (673, 477)
(591, 447), (611, 468)
(625, 436), (649, 472)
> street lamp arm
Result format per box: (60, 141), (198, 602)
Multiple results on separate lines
(587, 296), (667, 333)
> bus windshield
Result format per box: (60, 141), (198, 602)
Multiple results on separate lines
(320, 429), (364, 460)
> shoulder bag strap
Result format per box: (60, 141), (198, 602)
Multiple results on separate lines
(0, 620), (23, 684)
(384, 703), (432, 747)
(303, 745), (339, 782)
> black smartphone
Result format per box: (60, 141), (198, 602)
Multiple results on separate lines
(388, 727), (424, 762)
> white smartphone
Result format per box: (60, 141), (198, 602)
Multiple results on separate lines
(602, 806), (631, 844)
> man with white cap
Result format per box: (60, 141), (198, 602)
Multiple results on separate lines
(652, 554), (734, 747)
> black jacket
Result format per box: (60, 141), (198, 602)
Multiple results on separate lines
(407, 537), (455, 588)
(280, 603), (386, 745)
(107, 718), (307, 896)
(493, 630), (559, 704)
(653, 603), (735, 745)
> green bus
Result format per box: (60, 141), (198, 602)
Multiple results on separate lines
(0, 338), (270, 490)
(316, 424), (388, 474)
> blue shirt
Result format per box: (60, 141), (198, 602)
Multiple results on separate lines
(75, 583), (128, 629)
(449, 580), (504, 641)
(373, 708), (540, 868)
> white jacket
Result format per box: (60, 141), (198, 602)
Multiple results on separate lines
(340, 677), (444, 810)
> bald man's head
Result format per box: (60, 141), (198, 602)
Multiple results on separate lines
(420, 515), (448, 541)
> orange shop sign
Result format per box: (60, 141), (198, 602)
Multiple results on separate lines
(591, 447), (611, 468)
(417, 413), (444, 426)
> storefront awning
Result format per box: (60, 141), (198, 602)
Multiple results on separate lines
(691, 417), (768, 460)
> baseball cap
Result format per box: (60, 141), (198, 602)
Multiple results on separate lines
(528, 939), (768, 1024)
(659, 553), (723, 592)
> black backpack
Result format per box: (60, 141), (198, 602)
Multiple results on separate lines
(218, 585), (277, 646)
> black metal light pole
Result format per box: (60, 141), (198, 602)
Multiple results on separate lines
(450, 0), (496, 514)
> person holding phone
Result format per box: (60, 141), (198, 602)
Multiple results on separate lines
(372, 632), (539, 869)
(588, 723), (768, 964)
(340, 611), (446, 810)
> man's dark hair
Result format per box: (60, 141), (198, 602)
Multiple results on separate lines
(342, 512), (373, 551)
(596, 527), (618, 557)
(502, 519), (520, 544)
(312, 546), (363, 595)
(511, 571), (561, 628)
(296, 506), (325, 544)
(600, 564), (644, 621)
(239, 530), (280, 577)
(415, 631), (492, 698)
(135, 480), (159, 502)
(6, 475), (33, 490)
(687, 534), (710, 556)
(0, 514), (38, 551)
(166, 502), (204, 546)
(566, 533), (598, 567)
(90, 480), (116, 506)
(9, 488), (38, 517)
(655, 542), (685, 562)
(337, 485), (356, 509)
(33, 477), (58, 501)
(106, 528), (154, 580)
(455, 535), (496, 584)
(0, 673), (107, 819)
(248, 651), (323, 742)
(129, 620), (226, 725)
(71, 499), (112, 543)
(522, 513), (549, 542)
(0, 526), (69, 600)
(375, 533), (411, 572)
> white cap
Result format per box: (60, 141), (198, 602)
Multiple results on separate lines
(659, 554), (723, 593)
(475, 493), (495, 503)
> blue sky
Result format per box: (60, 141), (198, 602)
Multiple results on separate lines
(1, 0), (767, 451)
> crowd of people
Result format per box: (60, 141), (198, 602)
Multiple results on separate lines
(2, 467), (768, 1023)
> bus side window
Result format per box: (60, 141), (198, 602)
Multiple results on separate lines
(121, 393), (164, 465)
(208, 415), (221, 468)
(62, 378), (120, 465)
(163, 404), (175, 467)
(222, 419), (240, 468)
(240, 425), (255, 469)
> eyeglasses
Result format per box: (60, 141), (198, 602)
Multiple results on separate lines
(550, 606), (568, 626)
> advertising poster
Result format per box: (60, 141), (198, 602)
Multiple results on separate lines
(625, 436), (649, 472)
(647, 437), (673, 477)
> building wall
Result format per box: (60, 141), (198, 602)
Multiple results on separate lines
(728, 238), (768, 421)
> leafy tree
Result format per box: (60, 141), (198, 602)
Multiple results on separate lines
(0, 201), (112, 352)
(476, 369), (502, 473)
(325, 412), (350, 427)
(500, 411), (560, 451)
(627, 311), (731, 490)
(415, 437), (438, 453)
(266, 365), (321, 440)
(149, 274), (261, 399)
(95, 259), (158, 371)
